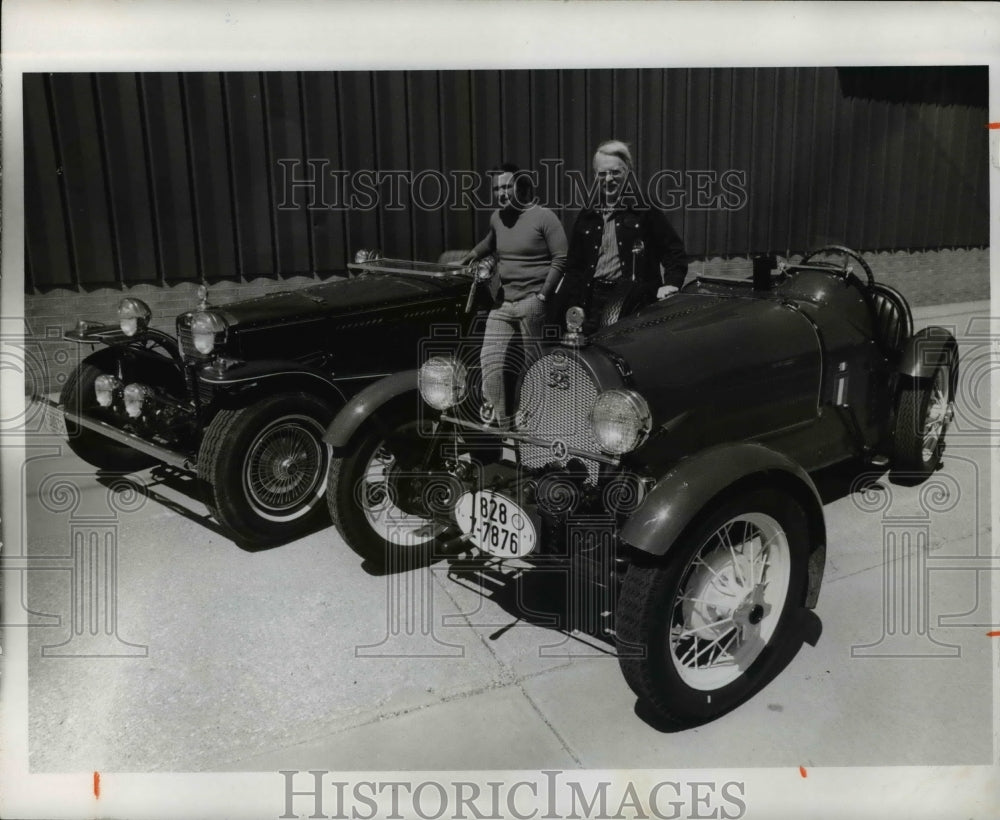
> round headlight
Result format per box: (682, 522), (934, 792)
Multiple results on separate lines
(353, 248), (383, 264)
(590, 389), (652, 455)
(118, 298), (152, 337)
(418, 356), (468, 411)
(190, 311), (227, 355)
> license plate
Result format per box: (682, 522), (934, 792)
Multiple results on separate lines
(454, 490), (537, 558)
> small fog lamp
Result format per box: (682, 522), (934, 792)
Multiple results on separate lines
(118, 298), (152, 337)
(418, 356), (468, 411)
(122, 383), (153, 419)
(94, 374), (122, 408)
(590, 389), (652, 455)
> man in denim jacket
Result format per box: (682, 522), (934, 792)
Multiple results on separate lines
(558, 140), (687, 333)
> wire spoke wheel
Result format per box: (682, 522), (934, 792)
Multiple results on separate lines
(891, 357), (955, 480)
(328, 412), (450, 566)
(616, 488), (809, 728)
(197, 393), (334, 546)
(358, 442), (442, 547)
(243, 414), (326, 516)
(921, 366), (951, 464)
(669, 513), (791, 690)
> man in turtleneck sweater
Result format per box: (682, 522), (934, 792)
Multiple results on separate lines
(462, 163), (568, 428)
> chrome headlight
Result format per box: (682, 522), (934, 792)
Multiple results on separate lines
(353, 248), (383, 264)
(122, 383), (153, 419)
(418, 356), (468, 411)
(190, 311), (227, 355)
(118, 298), (151, 337)
(590, 389), (652, 455)
(94, 374), (122, 407)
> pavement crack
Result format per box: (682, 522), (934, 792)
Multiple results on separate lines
(432, 565), (518, 685)
(516, 684), (584, 767)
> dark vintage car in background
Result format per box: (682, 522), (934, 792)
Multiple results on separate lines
(322, 246), (959, 727)
(56, 252), (494, 546)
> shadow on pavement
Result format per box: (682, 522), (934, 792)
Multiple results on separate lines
(93, 465), (330, 553)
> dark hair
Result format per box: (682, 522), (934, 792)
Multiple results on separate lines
(490, 161), (534, 203)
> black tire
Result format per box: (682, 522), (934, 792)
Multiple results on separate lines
(197, 392), (334, 546)
(891, 365), (953, 480)
(60, 360), (157, 472)
(327, 410), (447, 569)
(616, 487), (810, 729)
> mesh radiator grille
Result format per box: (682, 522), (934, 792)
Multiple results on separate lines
(515, 350), (602, 482)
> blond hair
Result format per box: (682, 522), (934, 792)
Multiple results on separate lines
(593, 139), (634, 171)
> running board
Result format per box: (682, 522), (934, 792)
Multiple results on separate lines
(33, 395), (197, 471)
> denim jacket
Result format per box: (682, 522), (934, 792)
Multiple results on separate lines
(559, 204), (687, 312)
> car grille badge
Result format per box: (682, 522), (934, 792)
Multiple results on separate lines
(546, 362), (571, 390)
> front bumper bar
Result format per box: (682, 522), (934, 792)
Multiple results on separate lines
(439, 412), (620, 467)
(34, 395), (198, 471)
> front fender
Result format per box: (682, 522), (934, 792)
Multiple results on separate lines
(898, 326), (958, 381)
(621, 442), (827, 608)
(198, 359), (348, 406)
(324, 370), (420, 448)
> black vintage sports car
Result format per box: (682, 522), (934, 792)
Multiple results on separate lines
(323, 246), (958, 727)
(57, 252), (493, 546)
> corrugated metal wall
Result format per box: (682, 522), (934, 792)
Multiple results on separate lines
(23, 67), (988, 293)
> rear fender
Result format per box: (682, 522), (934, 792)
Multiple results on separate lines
(898, 326), (958, 389)
(621, 442), (827, 608)
(323, 370), (423, 449)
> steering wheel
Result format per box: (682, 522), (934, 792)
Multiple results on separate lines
(798, 245), (875, 289)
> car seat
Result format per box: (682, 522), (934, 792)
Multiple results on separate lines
(870, 282), (913, 358)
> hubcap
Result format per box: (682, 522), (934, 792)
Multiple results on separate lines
(669, 512), (791, 690)
(244, 415), (327, 519)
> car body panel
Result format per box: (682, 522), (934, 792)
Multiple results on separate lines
(592, 292), (824, 452)
(618, 440), (826, 606)
(59, 258), (482, 542)
(335, 251), (955, 593)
